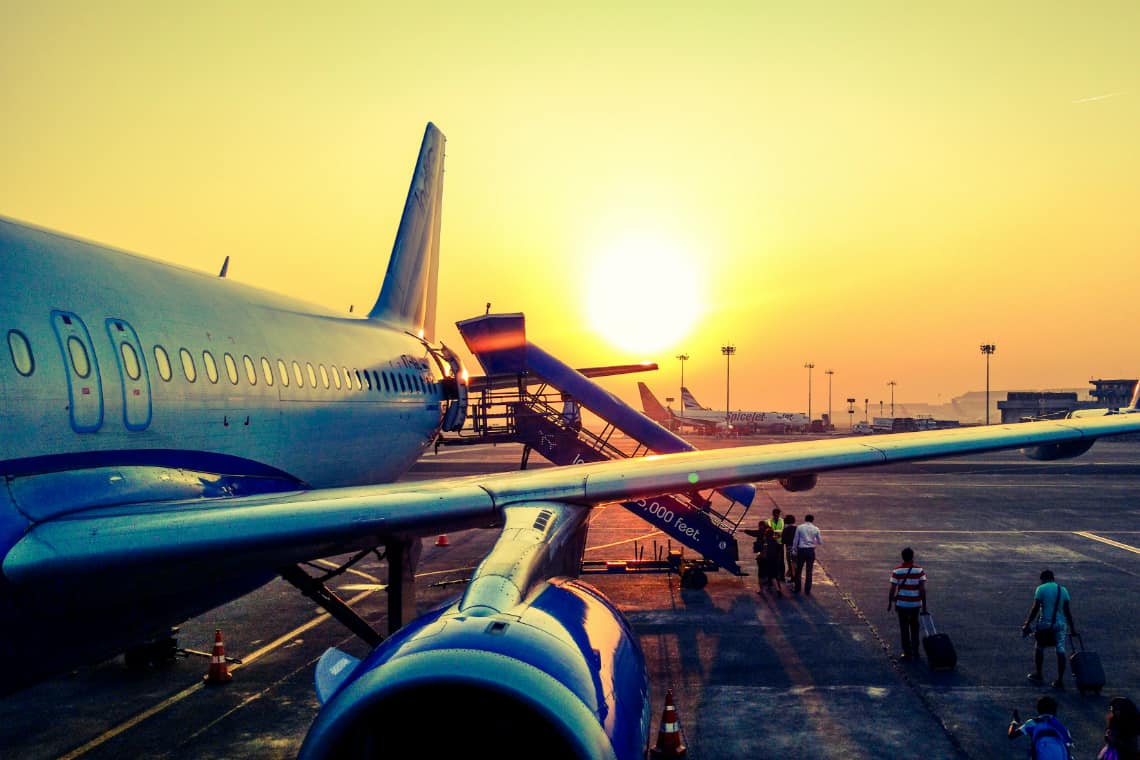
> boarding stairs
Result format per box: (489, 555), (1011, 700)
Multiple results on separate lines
(446, 313), (756, 576)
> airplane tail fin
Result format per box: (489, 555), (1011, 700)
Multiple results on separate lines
(637, 382), (673, 424)
(368, 123), (446, 341)
(681, 387), (709, 411)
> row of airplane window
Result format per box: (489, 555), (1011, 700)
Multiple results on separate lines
(6, 329), (437, 396)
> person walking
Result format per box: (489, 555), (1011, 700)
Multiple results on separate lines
(781, 515), (797, 582)
(1008, 695), (1075, 759)
(764, 507), (785, 583)
(792, 514), (822, 595)
(887, 547), (927, 662)
(762, 527), (784, 597)
(1021, 569), (1077, 689)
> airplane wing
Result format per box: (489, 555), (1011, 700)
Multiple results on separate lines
(8, 409), (1138, 591)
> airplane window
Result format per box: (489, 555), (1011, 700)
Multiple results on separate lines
(306, 362), (317, 388)
(319, 364), (330, 389)
(331, 365), (342, 390)
(119, 342), (141, 381)
(363, 369), (372, 390)
(67, 337), (91, 378)
(372, 370), (381, 391)
(261, 357), (274, 386)
(292, 360), (304, 387)
(180, 348), (196, 382)
(277, 359), (289, 387)
(398, 373), (406, 392)
(154, 346), (172, 381)
(414, 376), (423, 393)
(342, 366), (351, 390)
(7, 330), (35, 376)
(224, 353), (239, 384)
(382, 372), (391, 393)
(354, 369), (363, 390)
(202, 351), (219, 383)
(243, 355), (257, 385)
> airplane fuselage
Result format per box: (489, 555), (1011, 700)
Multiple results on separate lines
(0, 218), (447, 685)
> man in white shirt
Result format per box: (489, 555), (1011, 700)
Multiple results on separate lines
(792, 513), (822, 595)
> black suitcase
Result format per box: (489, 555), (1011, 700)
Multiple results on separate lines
(920, 612), (957, 671)
(1069, 633), (1105, 695)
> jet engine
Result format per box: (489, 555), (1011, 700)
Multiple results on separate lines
(778, 473), (818, 492)
(298, 577), (650, 760)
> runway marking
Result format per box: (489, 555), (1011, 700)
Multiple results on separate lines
(1075, 532), (1140, 555)
(58, 587), (380, 760)
(585, 530), (663, 553)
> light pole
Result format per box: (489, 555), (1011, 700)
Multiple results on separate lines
(804, 362), (815, 422)
(980, 343), (996, 425)
(847, 397), (856, 430)
(825, 369), (834, 429)
(676, 353), (689, 407)
(721, 345), (736, 430)
(887, 380), (897, 416)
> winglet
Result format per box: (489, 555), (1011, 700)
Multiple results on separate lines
(368, 123), (446, 341)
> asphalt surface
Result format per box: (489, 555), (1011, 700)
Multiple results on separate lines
(1, 435), (1138, 759)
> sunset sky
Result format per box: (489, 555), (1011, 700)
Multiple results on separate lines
(3, 3), (1137, 417)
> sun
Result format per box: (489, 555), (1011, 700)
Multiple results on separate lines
(582, 232), (704, 355)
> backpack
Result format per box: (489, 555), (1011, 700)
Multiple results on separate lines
(1030, 724), (1071, 760)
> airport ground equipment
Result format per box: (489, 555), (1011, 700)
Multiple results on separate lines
(448, 313), (756, 577)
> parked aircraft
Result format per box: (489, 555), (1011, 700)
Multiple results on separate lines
(639, 382), (808, 433)
(4, 123), (1140, 760)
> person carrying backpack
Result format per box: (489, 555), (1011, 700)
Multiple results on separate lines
(1009, 695), (1074, 760)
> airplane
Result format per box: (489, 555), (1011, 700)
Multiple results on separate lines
(639, 381), (808, 434)
(4, 123), (1140, 760)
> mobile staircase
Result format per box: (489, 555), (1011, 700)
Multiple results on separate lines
(446, 313), (757, 583)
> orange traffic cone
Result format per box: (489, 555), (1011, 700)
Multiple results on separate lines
(203, 629), (233, 685)
(435, 534), (449, 547)
(648, 688), (687, 758)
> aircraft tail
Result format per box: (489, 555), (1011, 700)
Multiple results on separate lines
(368, 123), (446, 341)
(637, 382), (673, 424)
(681, 387), (710, 411)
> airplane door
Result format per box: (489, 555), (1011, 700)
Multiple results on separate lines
(51, 310), (104, 433)
(105, 318), (152, 431)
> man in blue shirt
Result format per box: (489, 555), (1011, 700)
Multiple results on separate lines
(1021, 569), (1077, 689)
(1008, 695), (1074, 759)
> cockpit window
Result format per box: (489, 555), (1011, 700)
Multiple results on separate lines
(7, 330), (34, 376)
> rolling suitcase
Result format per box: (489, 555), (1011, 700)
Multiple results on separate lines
(1069, 633), (1105, 695)
(920, 612), (957, 671)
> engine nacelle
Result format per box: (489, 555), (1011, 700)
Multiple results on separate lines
(1021, 440), (1096, 461)
(778, 473), (818, 492)
(298, 577), (650, 760)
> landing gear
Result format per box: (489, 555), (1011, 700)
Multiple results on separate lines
(123, 629), (180, 670)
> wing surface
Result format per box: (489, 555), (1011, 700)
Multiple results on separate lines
(6, 411), (1139, 589)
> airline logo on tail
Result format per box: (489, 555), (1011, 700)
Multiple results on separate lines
(681, 387), (710, 411)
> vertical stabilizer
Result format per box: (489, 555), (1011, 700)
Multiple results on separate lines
(368, 123), (446, 341)
(680, 387), (710, 411)
(637, 382), (673, 425)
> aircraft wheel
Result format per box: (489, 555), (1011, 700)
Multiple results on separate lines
(681, 567), (708, 589)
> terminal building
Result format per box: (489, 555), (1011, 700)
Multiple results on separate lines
(997, 379), (1138, 423)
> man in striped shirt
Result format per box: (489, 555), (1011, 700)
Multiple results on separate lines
(888, 547), (927, 662)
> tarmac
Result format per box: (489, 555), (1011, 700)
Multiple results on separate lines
(1, 435), (1137, 759)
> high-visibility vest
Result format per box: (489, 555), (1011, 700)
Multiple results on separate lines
(766, 518), (785, 542)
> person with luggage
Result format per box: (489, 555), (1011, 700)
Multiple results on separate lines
(781, 515), (797, 582)
(888, 547), (927, 662)
(792, 513), (822, 595)
(1008, 695), (1075, 759)
(1021, 569), (1077, 689)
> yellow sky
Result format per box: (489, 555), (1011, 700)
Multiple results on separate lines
(3, 2), (1138, 416)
